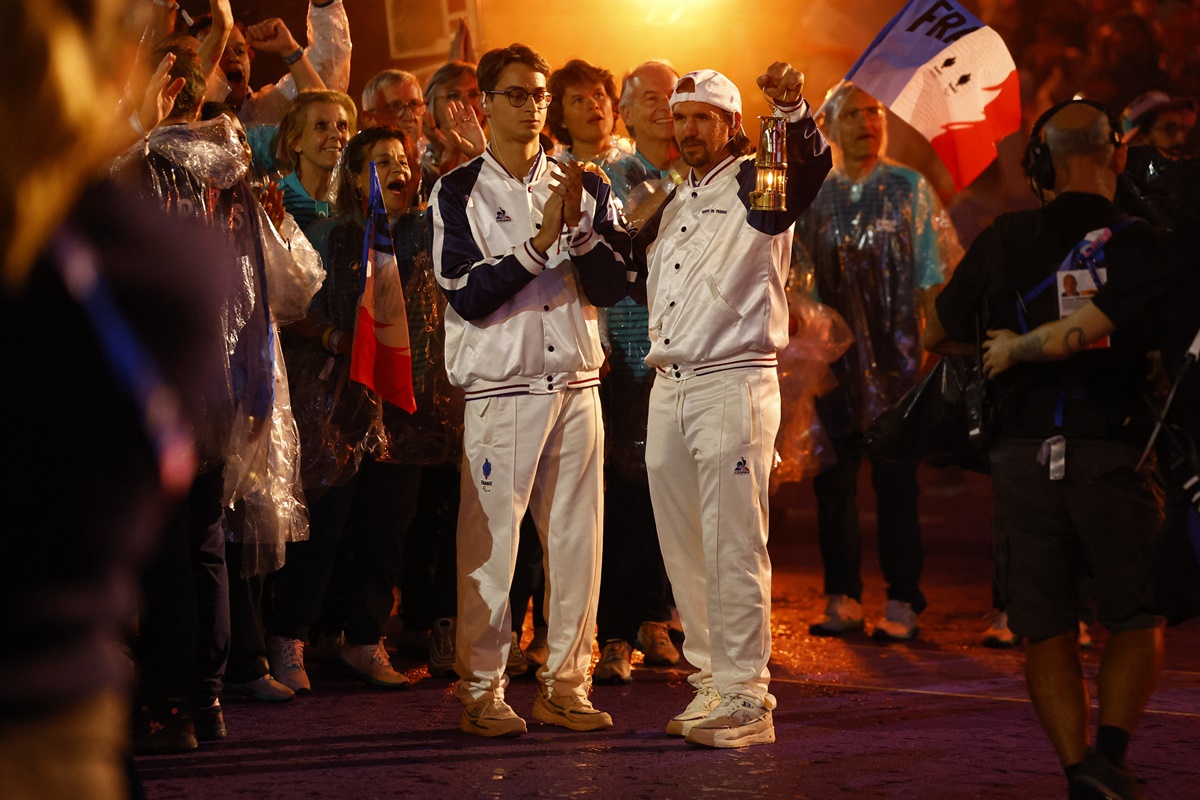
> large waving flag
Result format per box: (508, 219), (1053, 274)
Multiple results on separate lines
(845, 0), (1021, 191)
(350, 166), (417, 413)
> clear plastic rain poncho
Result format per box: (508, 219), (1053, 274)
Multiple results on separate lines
(791, 160), (963, 444)
(112, 117), (325, 575)
(286, 207), (461, 495)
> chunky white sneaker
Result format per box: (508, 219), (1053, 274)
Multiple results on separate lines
(636, 621), (681, 666)
(266, 635), (311, 693)
(532, 689), (613, 731)
(873, 600), (919, 642)
(665, 682), (721, 737)
(336, 640), (410, 689)
(593, 639), (633, 685)
(684, 693), (775, 749)
(428, 617), (457, 678)
(460, 696), (527, 738)
(505, 631), (529, 677)
(809, 594), (865, 636)
(524, 626), (550, 669)
(982, 611), (1020, 648)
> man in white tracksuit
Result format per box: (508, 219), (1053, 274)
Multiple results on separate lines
(429, 43), (633, 738)
(631, 64), (831, 748)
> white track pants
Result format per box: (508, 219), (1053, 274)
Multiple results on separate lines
(455, 388), (604, 703)
(645, 368), (780, 704)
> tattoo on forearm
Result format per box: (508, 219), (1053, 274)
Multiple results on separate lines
(1062, 327), (1089, 353)
(1011, 331), (1052, 361)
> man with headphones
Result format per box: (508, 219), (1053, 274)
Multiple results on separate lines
(926, 100), (1165, 800)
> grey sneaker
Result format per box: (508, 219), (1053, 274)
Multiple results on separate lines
(665, 682), (721, 737)
(460, 696), (527, 738)
(505, 631), (529, 677)
(872, 600), (919, 642)
(809, 595), (865, 636)
(428, 617), (457, 678)
(524, 626), (550, 669)
(593, 640), (633, 685)
(223, 673), (295, 703)
(636, 621), (681, 665)
(267, 635), (311, 693)
(531, 689), (613, 731)
(684, 693), (775, 748)
(336, 640), (410, 689)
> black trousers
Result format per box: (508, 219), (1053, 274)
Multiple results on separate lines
(596, 469), (672, 645)
(136, 466), (229, 706)
(509, 513), (547, 634)
(398, 463), (460, 630)
(812, 434), (926, 612)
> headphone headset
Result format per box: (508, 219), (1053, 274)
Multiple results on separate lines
(1023, 98), (1122, 203)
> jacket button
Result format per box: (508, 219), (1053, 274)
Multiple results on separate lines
(691, 192), (697, 198)
(543, 304), (550, 311)
(681, 226), (687, 232)
(675, 372), (682, 378)
(674, 263), (680, 270)
(672, 364), (678, 370)
(664, 338), (670, 344)
(669, 301), (675, 307)
(547, 345), (554, 352)
(535, 223), (541, 229)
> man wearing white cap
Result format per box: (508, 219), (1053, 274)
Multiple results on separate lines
(630, 63), (831, 748)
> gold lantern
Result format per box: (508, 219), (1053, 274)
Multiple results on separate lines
(750, 115), (787, 211)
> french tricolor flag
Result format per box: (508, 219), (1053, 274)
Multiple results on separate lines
(350, 165), (416, 413)
(845, 0), (1021, 191)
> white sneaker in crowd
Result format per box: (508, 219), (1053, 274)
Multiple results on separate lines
(531, 688), (613, 731)
(266, 635), (311, 693)
(223, 673), (295, 703)
(665, 682), (721, 737)
(593, 640), (633, 685)
(982, 611), (1021, 648)
(636, 621), (681, 666)
(873, 600), (919, 642)
(428, 617), (457, 678)
(808, 594), (865, 636)
(336, 639), (410, 689)
(524, 626), (550, 669)
(505, 631), (529, 677)
(684, 693), (775, 749)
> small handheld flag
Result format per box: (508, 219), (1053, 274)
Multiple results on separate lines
(350, 165), (417, 413)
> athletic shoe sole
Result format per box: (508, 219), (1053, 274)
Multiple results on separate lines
(460, 716), (527, 738)
(531, 699), (613, 731)
(685, 726), (776, 749)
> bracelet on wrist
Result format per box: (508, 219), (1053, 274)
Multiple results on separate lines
(129, 110), (147, 137)
(282, 47), (306, 66)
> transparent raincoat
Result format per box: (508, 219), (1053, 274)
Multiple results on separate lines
(791, 160), (963, 446)
(113, 117), (324, 574)
(286, 206), (461, 495)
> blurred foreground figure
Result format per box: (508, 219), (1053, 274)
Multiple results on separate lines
(0, 0), (233, 796)
(928, 100), (1166, 800)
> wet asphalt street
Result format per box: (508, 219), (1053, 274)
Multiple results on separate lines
(134, 468), (1200, 799)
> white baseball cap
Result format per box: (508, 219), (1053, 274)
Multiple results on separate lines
(670, 69), (742, 115)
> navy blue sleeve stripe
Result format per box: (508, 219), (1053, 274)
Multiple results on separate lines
(570, 174), (634, 308)
(740, 109), (832, 236)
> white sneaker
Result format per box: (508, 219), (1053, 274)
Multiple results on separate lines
(684, 693), (775, 748)
(593, 639), (633, 685)
(873, 600), (919, 642)
(531, 689), (613, 731)
(524, 626), (550, 669)
(460, 695), (527, 738)
(505, 631), (529, 677)
(266, 635), (310, 693)
(636, 621), (681, 666)
(428, 617), (457, 678)
(665, 682), (721, 737)
(809, 595), (865, 636)
(982, 611), (1020, 648)
(337, 640), (410, 689)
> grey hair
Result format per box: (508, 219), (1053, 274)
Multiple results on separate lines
(815, 82), (883, 148)
(361, 69), (420, 112)
(618, 59), (678, 138)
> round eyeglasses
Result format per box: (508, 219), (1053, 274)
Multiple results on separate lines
(484, 88), (553, 109)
